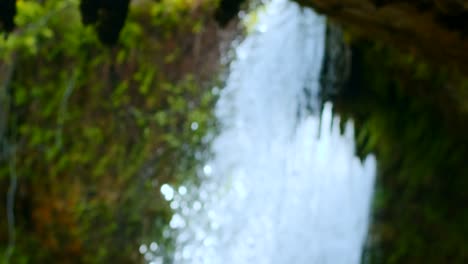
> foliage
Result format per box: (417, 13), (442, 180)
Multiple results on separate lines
(332, 40), (468, 263)
(0, 0), (221, 263)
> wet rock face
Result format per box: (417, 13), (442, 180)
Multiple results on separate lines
(297, 0), (468, 70)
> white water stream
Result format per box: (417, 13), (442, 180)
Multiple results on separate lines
(146, 0), (376, 263)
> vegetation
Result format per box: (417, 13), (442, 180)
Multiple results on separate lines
(332, 40), (468, 263)
(0, 0), (223, 262)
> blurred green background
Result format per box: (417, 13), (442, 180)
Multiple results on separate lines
(1, 0), (467, 263)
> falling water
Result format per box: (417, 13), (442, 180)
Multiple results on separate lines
(149, 0), (377, 263)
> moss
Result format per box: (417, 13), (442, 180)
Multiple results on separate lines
(0, 0), (223, 262)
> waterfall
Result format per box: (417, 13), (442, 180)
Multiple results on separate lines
(146, 0), (377, 263)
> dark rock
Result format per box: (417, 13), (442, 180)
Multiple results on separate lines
(0, 0), (17, 33)
(296, 0), (468, 72)
(214, 0), (246, 27)
(79, 0), (130, 46)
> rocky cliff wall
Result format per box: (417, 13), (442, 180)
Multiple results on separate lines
(298, 0), (468, 70)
